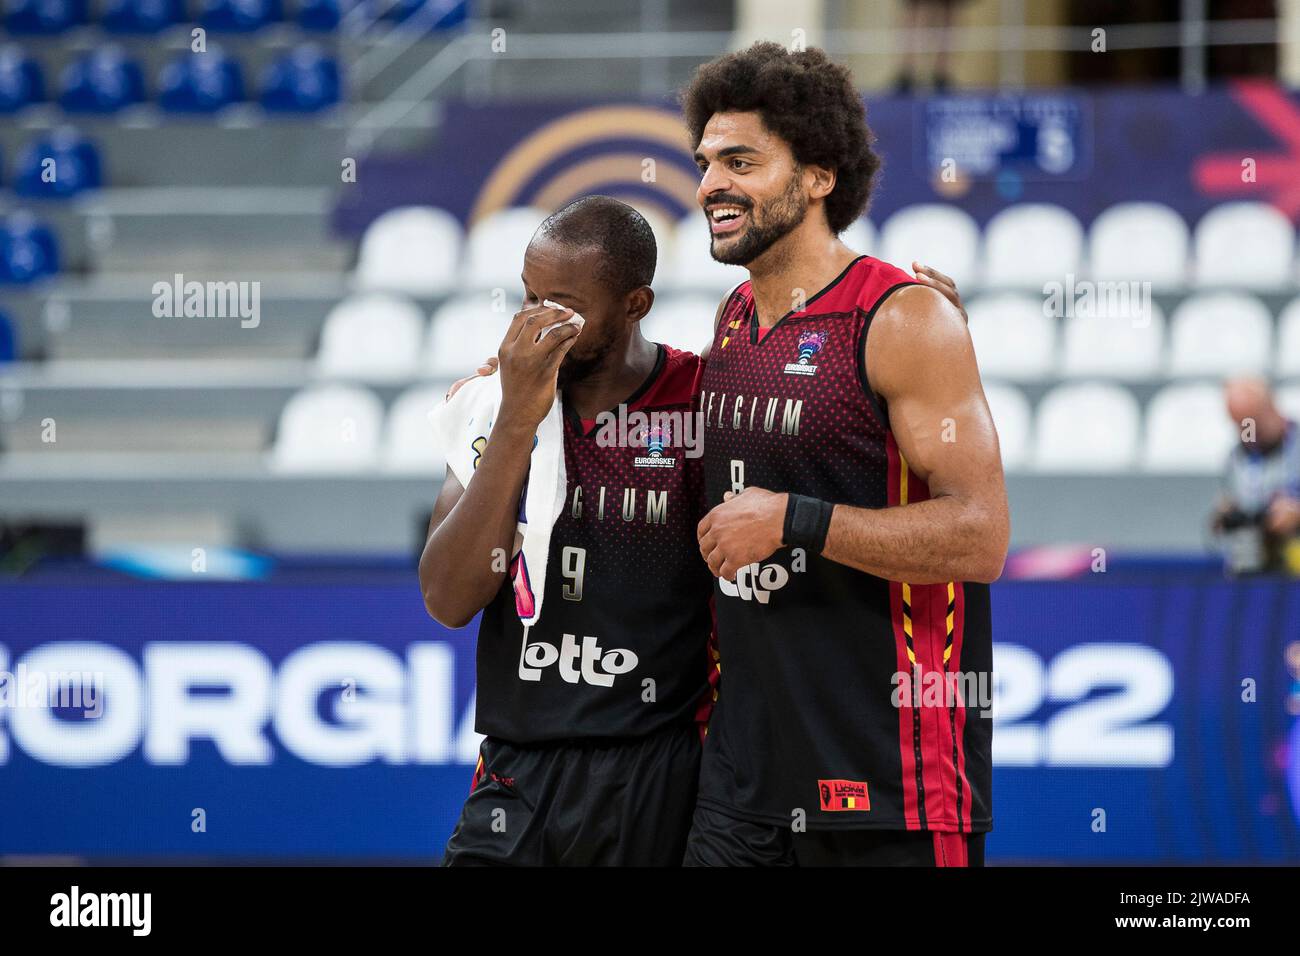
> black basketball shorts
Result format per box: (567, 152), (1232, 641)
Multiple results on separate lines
(442, 722), (701, 867)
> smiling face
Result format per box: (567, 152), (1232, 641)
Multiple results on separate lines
(693, 111), (813, 266)
(521, 237), (627, 388)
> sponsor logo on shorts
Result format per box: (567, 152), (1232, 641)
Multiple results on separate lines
(818, 778), (870, 812)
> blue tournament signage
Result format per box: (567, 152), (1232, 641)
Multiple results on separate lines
(1, 567), (1297, 862)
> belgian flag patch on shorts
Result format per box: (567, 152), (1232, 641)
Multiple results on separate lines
(818, 779), (870, 811)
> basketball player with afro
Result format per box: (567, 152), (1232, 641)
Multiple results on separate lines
(683, 42), (1009, 866)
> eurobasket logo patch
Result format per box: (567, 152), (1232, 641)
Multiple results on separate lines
(784, 330), (827, 376)
(634, 422), (676, 468)
(818, 778), (870, 812)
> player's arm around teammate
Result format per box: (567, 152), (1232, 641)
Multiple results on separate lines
(419, 304), (580, 627)
(696, 283), (1008, 585)
(699, 260), (968, 361)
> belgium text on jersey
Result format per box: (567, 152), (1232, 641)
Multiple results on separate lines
(50, 886), (152, 936)
(700, 390), (803, 436)
(568, 483), (673, 524)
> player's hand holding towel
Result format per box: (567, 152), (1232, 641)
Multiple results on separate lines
(429, 301), (583, 627)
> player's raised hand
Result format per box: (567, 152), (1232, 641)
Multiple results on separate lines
(445, 356), (498, 402)
(697, 486), (787, 581)
(497, 303), (582, 428)
(911, 262), (968, 324)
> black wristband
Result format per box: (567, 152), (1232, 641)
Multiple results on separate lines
(783, 494), (835, 554)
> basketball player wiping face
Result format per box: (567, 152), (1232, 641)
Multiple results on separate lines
(683, 42), (1009, 866)
(422, 197), (715, 866)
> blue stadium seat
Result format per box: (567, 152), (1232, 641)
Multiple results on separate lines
(15, 128), (103, 199)
(260, 45), (340, 113)
(158, 49), (245, 112)
(297, 0), (339, 30)
(0, 46), (45, 113)
(3, 0), (89, 33)
(199, 0), (282, 32)
(384, 0), (466, 28)
(58, 47), (146, 114)
(0, 214), (60, 285)
(0, 310), (16, 363)
(102, 0), (185, 33)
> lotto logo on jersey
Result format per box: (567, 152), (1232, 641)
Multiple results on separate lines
(517, 632), (639, 686)
(718, 561), (789, 604)
(784, 330), (827, 376)
(818, 778), (871, 812)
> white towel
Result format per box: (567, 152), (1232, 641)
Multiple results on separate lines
(428, 303), (580, 627)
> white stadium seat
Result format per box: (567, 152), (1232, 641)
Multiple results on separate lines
(983, 203), (1085, 289)
(1060, 300), (1166, 380)
(316, 293), (425, 381)
(1033, 382), (1140, 472)
(1277, 383), (1300, 421)
(1275, 297), (1300, 377)
(841, 216), (876, 256)
(1167, 292), (1272, 377)
(880, 204), (979, 289)
(355, 206), (463, 297)
(383, 385), (449, 474)
(1088, 202), (1189, 290)
(271, 384), (384, 473)
(982, 383), (1032, 472)
(1142, 382), (1237, 473)
(1193, 202), (1295, 289)
(425, 295), (514, 377)
(465, 207), (548, 290)
(641, 295), (724, 352)
(629, 206), (675, 271)
(966, 294), (1056, 381)
(668, 212), (749, 294)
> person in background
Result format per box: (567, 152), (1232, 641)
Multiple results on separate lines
(894, 0), (972, 93)
(1212, 377), (1300, 575)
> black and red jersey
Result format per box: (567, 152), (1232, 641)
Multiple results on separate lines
(474, 344), (717, 744)
(696, 255), (993, 833)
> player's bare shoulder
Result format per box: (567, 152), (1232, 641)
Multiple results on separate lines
(866, 283), (976, 398)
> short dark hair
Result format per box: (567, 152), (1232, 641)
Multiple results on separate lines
(680, 41), (880, 234)
(534, 195), (657, 295)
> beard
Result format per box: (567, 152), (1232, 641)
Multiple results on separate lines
(709, 170), (809, 266)
(556, 321), (619, 389)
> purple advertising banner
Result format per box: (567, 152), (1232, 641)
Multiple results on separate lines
(334, 82), (1300, 237)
